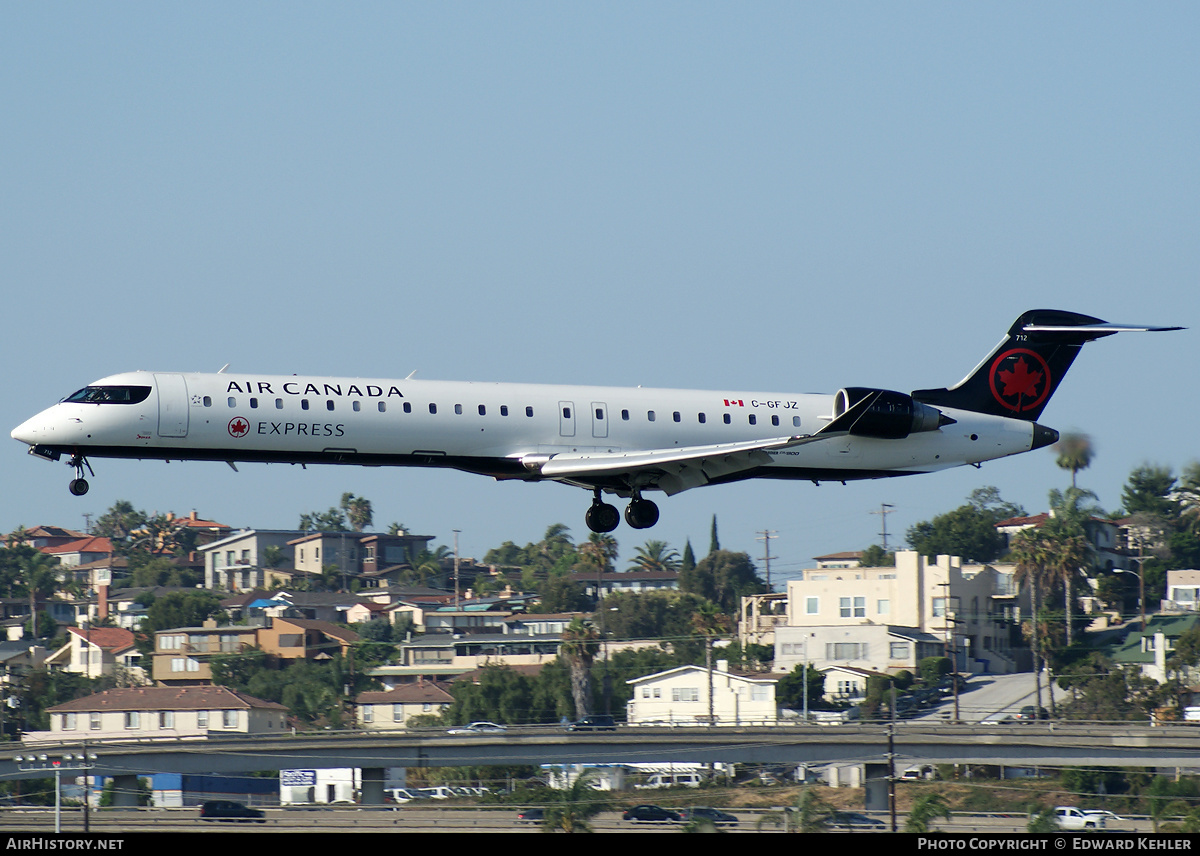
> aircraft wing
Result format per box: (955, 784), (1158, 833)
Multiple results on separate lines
(529, 433), (823, 495)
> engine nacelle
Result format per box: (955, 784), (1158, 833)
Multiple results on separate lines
(833, 387), (950, 439)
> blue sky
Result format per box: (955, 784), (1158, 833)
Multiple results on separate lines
(3, 3), (1196, 583)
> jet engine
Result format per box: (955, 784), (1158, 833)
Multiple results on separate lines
(832, 387), (952, 439)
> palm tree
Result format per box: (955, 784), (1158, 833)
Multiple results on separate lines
(1053, 432), (1094, 489)
(560, 617), (599, 719)
(577, 533), (617, 573)
(542, 768), (610, 833)
(340, 493), (373, 532)
(629, 540), (680, 573)
(18, 548), (61, 638)
(1010, 528), (1054, 714)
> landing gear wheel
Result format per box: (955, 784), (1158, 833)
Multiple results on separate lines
(69, 478), (90, 496)
(586, 502), (620, 533)
(624, 497), (660, 529)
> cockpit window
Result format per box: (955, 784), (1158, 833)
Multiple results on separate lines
(64, 386), (152, 405)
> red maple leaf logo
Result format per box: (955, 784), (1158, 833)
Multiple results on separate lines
(228, 417), (250, 438)
(997, 357), (1043, 400)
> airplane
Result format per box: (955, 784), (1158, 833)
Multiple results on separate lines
(10, 310), (1181, 534)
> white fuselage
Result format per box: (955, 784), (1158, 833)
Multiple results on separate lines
(12, 370), (1036, 491)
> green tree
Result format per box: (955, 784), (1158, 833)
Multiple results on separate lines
(1122, 464), (1178, 517)
(905, 792), (952, 832)
(859, 545), (895, 567)
(680, 550), (766, 612)
(775, 663), (826, 711)
(298, 507), (348, 532)
(137, 591), (225, 655)
(708, 515), (720, 555)
(13, 548), (61, 639)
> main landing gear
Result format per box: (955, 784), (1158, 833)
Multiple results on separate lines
(68, 454), (93, 496)
(585, 489), (659, 533)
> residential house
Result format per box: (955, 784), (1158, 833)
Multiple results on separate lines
(1110, 613), (1200, 684)
(996, 512), (1126, 574)
(27, 685), (288, 742)
(570, 569), (679, 601)
(45, 627), (144, 682)
(626, 660), (780, 725)
(152, 622), (264, 685)
(200, 529), (309, 591)
(355, 681), (454, 730)
(1163, 569), (1200, 613)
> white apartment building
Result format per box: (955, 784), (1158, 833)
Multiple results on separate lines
(770, 551), (1027, 676)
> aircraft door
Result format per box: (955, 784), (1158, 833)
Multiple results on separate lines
(558, 401), (576, 438)
(154, 373), (189, 438)
(591, 402), (608, 439)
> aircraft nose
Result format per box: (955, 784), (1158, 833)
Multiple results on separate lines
(11, 416), (39, 445)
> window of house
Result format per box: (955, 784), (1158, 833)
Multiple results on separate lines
(805, 597), (819, 615)
(839, 597), (866, 618)
(222, 710), (238, 728)
(160, 711), (174, 729)
(362, 706), (373, 723)
(877, 599), (890, 615)
(197, 711), (208, 728)
(671, 687), (700, 702)
(393, 704), (404, 723)
(62, 712), (76, 731)
(90, 712), (101, 730)
(890, 642), (910, 659)
(124, 711), (140, 729)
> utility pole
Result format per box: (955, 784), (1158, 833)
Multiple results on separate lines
(452, 529), (461, 608)
(870, 503), (896, 551)
(756, 530), (778, 590)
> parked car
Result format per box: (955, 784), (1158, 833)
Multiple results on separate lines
(1016, 706), (1050, 721)
(678, 806), (738, 826)
(566, 715), (616, 731)
(516, 807), (545, 824)
(447, 721), (508, 735)
(199, 800), (266, 822)
(623, 804), (682, 822)
(824, 811), (886, 830)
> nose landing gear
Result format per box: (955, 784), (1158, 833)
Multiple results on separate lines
(67, 454), (94, 496)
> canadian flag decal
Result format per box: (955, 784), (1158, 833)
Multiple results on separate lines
(724, 399), (744, 407)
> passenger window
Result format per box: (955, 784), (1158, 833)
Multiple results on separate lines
(378, 402), (387, 413)
(672, 412), (681, 423)
(227, 397), (236, 407)
(723, 414), (731, 425)
(647, 411), (656, 422)
(793, 416), (801, 427)
(429, 403), (437, 414)
(275, 399), (283, 409)
(403, 402), (411, 413)
(203, 396), (212, 407)
(454, 404), (463, 415)
(595, 408), (603, 420)
(749, 414), (757, 425)
(772, 415), (780, 426)
(327, 400), (335, 411)
(301, 400), (310, 411)
(478, 405), (486, 416)
(249, 398), (258, 409)
(500, 405), (509, 416)
(526, 406), (534, 417)
(621, 409), (630, 421)
(353, 401), (361, 412)
(562, 407), (571, 418)
(698, 413), (706, 424)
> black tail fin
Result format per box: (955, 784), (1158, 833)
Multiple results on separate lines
(912, 310), (1179, 421)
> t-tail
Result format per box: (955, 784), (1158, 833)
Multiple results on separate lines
(912, 309), (1182, 421)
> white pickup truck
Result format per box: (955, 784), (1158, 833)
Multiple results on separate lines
(1055, 806), (1107, 830)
